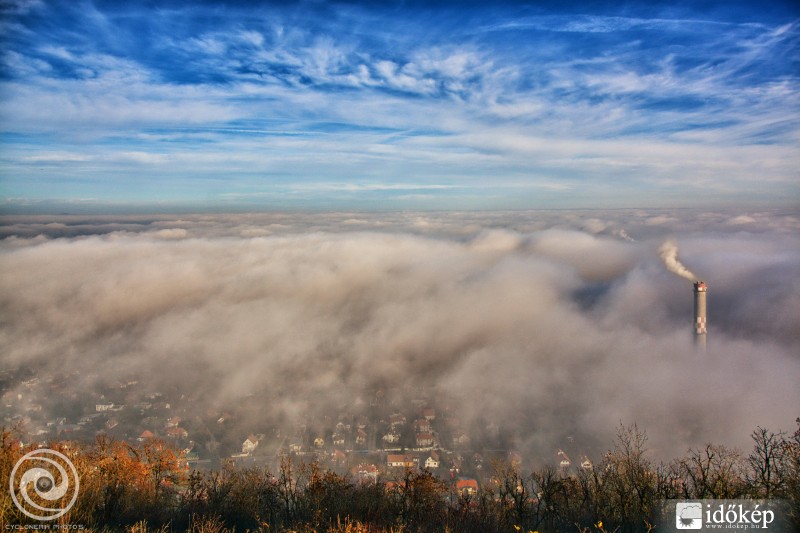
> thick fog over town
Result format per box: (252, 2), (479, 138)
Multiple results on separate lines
(2, 209), (798, 461)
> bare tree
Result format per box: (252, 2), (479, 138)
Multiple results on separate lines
(783, 419), (800, 529)
(531, 464), (573, 531)
(678, 444), (745, 498)
(747, 426), (787, 498)
(277, 455), (300, 524)
(592, 423), (657, 531)
(491, 459), (530, 528)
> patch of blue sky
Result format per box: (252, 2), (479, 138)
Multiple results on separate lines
(741, 122), (800, 145)
(1, 0), (798, 210)
(615, 119), (742, 138)
(633, 96), (713, 113)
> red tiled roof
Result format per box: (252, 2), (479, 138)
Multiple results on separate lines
(456, 479), (479, 491)
(387, 454), (415, 465)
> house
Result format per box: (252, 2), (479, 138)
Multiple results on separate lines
(96, 403), (115, 412)
(289, 438), (303, 453)
(557, 449), (571, 470)
(184, 449), (200, 466)
(421, 408), (436, 421)
(333, 432), (346, 446)
(242, 434), (259, 455)
(165, 416), (182, 428)
(456, 478), (479, 496)
(332, 449), (347, 465)
(415, 432), (434, 448)
(314, 437), (325, 448)
(425, 451), (440, 469)
(385, 480), (405, 493)
(353, 463), (378, 483)
(472, 452), (484, 470)
(79, 414), (100, 425)
(47, 417), (67, 427)
(387, 454), (416, 468)
(581, 456), (593, 470)
(355, 429), (367, 445)
(389, 413), (407, 427)
(57, 424), (81, 435)
(166, 427), (189, 439)
(142, 416), (164, 431)
(138, 430), (155, 442)
(414, 419), (431, 433)
(382, 431), (400, 444)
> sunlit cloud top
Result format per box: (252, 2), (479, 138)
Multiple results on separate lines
(1, 0), (798, 211)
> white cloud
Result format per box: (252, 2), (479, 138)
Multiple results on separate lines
(1, 3), (797, 208)
(1, 212), (798, 458)
(151, 228), (188, 239)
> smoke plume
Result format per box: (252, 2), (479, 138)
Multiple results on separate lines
(658, 239), (697, 281)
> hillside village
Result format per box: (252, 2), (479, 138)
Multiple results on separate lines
(3, 366), (799, 533)
(1, 366), (594, 494)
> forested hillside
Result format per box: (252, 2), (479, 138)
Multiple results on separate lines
(2, 422), (798, 532)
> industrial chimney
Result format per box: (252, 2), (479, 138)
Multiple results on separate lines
(693, 281), (707, 350)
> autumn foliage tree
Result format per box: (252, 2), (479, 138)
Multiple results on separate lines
(0, 424), (26, 522)
(2, 420), (799, 532)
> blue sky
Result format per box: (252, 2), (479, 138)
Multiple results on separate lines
(0, 0), (798, 211)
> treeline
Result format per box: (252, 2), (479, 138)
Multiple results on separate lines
(1, 422), (798, 532)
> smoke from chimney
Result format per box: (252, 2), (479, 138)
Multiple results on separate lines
(658, 240), (697, 281)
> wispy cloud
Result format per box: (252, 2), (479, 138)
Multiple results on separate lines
(480, 14), (768, 34)
(0, 1), (798, 209)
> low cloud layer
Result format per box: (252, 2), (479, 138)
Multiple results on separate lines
(1, 209), (798, 460)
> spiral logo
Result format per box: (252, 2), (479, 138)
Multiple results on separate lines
(9, 448), (80, 521)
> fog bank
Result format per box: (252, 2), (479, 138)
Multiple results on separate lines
(1, 209), (798, 459)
